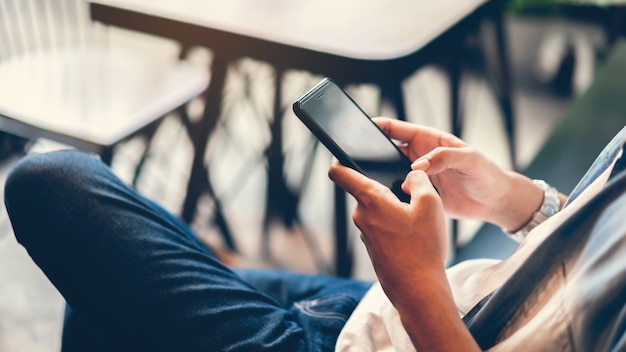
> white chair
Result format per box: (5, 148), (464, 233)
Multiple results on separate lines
(0, 0), (208, 165)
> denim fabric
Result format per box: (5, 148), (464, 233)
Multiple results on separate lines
(4, 150), (371, 352)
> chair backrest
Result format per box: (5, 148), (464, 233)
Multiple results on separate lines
(0, 0), (99, 60)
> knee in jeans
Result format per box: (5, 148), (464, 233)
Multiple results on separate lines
(4, 150), (101, 211)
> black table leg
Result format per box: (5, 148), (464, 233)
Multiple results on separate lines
(181, 54), (237, 251)
(492, 7), (517, 170)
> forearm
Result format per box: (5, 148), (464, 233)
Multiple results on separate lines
(393, 269), (480, 352)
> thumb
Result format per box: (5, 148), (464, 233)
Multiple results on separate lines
(411, 147), (474, 175)
(402, 170), (438, 201)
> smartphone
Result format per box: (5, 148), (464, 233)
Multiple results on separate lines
(293, 78), (412, 202)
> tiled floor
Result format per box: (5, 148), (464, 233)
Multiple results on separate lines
(0, 14), (604, 351)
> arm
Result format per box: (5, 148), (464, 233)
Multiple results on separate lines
(328, 118), (563, 350)
(329, 164), (479, 351)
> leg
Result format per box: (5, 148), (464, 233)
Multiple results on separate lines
(233, 268), (371, 309)
(61, 305), (106, 352)
(61, 269), (372, 352)
(4, 150), (366, 351)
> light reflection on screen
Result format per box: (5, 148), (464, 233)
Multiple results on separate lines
(304, 82), (411, 196)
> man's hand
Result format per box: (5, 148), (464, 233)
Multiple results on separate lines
(374, 117), (545, 231)
(328, 158), (479, 352)
(328, 161), (448, 294)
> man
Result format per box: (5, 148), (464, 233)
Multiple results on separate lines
(5, 118), (626, 351)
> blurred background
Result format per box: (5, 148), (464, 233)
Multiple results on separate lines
(1, 0), (625, 350)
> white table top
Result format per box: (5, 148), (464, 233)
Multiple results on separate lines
(0, 47), (208, 150)
(90, 0), (489, 60)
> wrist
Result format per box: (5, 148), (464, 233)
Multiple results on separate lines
(487, 172), (545, 231)
(503, 180), (563, 242)
(503, 179), (561, 241)
(395, 272), (480, 352)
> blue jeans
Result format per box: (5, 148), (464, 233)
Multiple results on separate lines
(4, 150), (372, 352)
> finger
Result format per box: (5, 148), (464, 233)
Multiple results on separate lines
(373, 118), (464, 154)
(411, 146), (475, 174)
(328, 162), (383, 201)
(372, 117), (425, 143)
(402, 170), (438, 200)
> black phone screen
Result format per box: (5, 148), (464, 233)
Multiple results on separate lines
(293, 78), (412, 201)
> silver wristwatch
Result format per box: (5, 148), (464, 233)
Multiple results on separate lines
(506, 179), (561, 242)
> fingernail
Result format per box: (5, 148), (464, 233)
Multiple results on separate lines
(411, 157), (430, 170)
